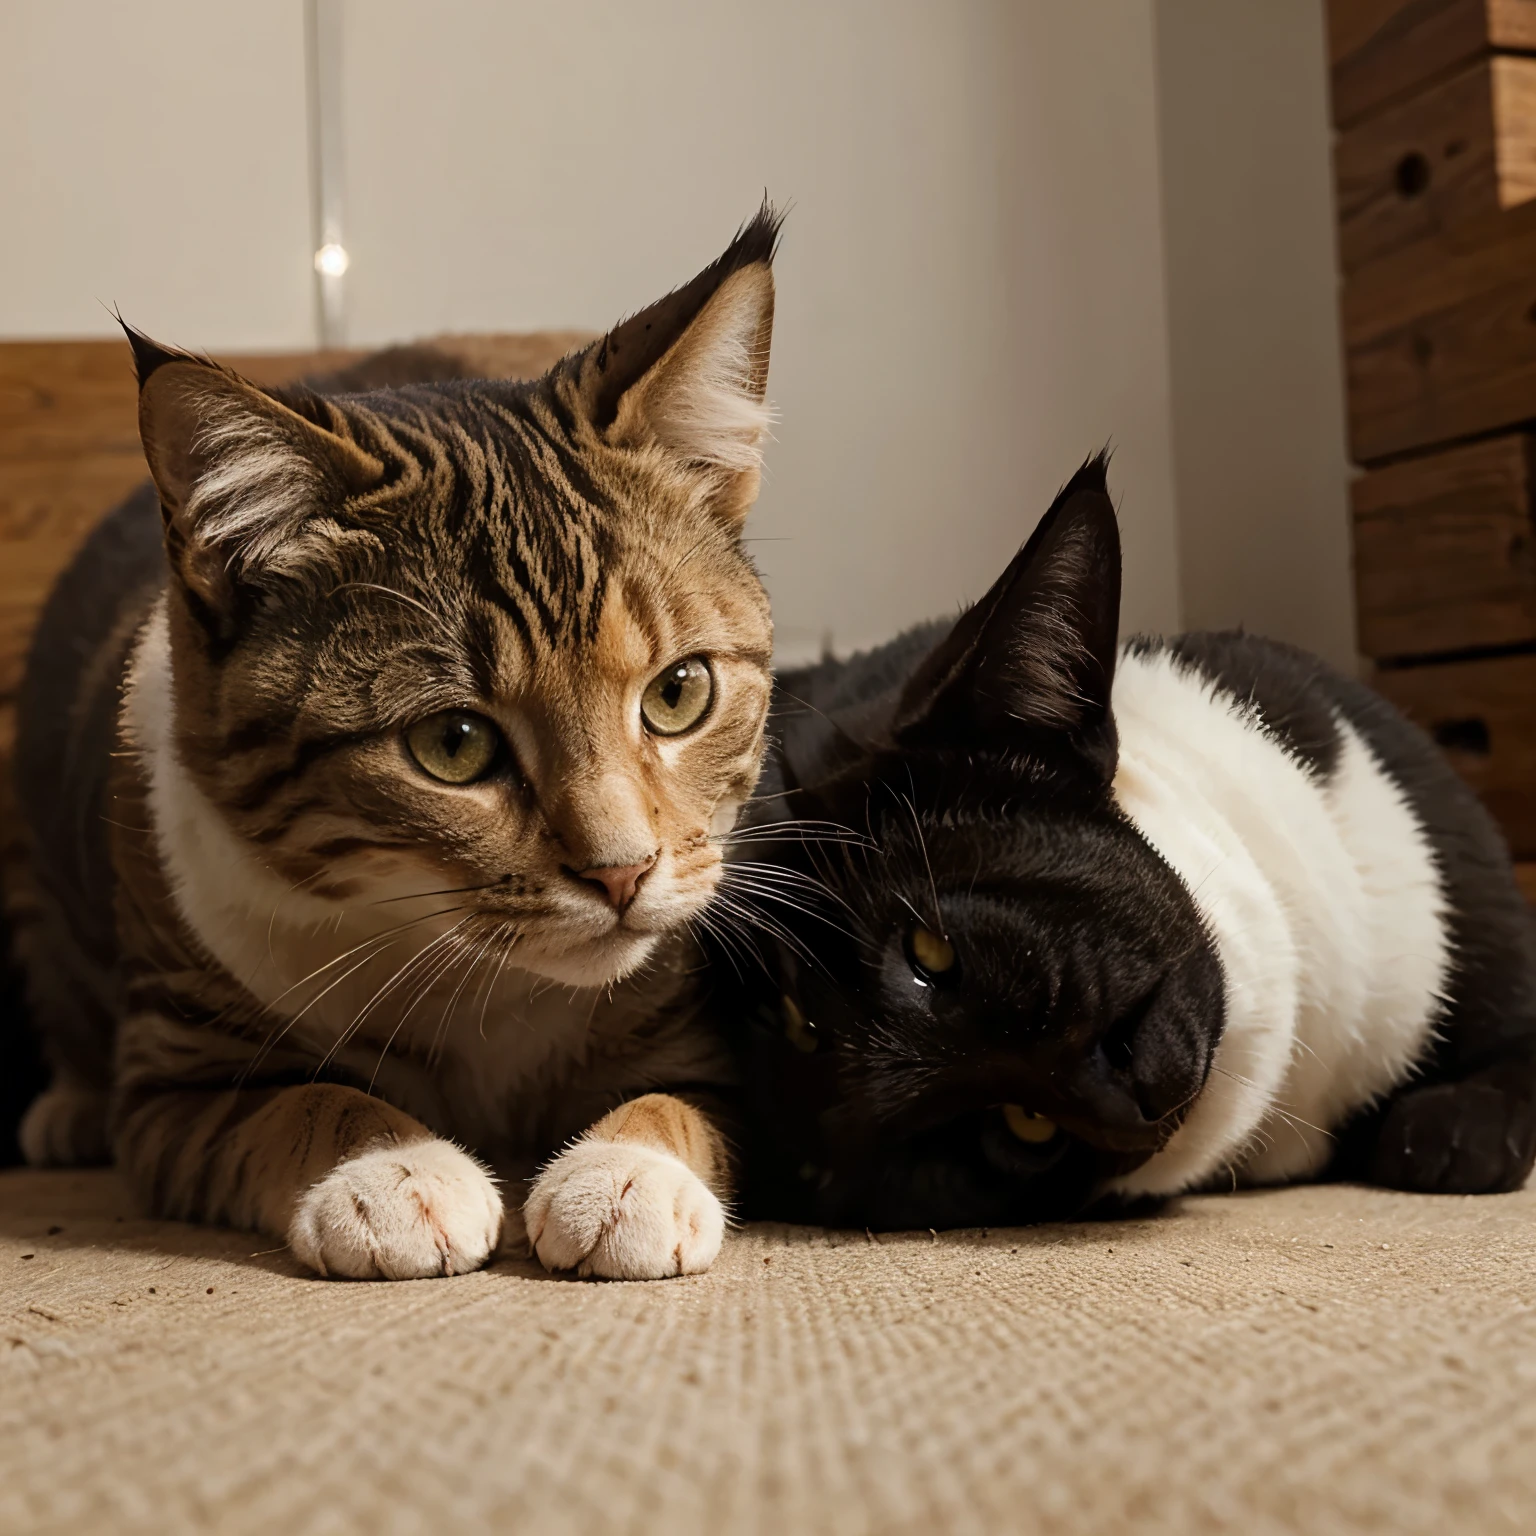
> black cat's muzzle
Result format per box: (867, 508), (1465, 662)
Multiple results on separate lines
(1005, 979), (1219, 1155)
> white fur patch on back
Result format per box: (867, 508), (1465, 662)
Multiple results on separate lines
(1242, 720), (1449, 1181)
(1105, 647), (1448, 1197)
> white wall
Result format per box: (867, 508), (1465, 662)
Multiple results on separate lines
(338, 0), (1181, 656)
(0, 1), (1348, 668)
(0, 1), (314, 349)
(1153, 0), (1356, 669)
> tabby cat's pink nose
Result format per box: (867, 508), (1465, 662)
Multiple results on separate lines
(574, 858), (656, 913)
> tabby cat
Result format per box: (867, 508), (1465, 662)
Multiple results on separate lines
(715, 457), (1536, 1228)
(9, 207), (783, 1279)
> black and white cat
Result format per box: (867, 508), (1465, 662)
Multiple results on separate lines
(716, 457), (1536, 1229)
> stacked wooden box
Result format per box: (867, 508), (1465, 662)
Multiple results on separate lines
(1332, 0), (1536, 874)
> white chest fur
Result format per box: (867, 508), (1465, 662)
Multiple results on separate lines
(119, 603), (711, 1161)
(1107, 649), (1450, 1196)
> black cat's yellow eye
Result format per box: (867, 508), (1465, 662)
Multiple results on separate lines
(907, 925), (956, 978)
(1003, 1104), (1058, 1144)
(782, 993), (818, 1053)
(405, 711), (500, 784)
(641, 656), (714, 736)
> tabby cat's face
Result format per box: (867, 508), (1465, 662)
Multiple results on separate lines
(135, 212), (781, 986)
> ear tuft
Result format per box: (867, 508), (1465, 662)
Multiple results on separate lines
(627, 262), (776, 475)
(130, 331), (385, 611)
(895, 456), (1123, 781)
(575, 201), (785, 526)
(174, 376), (330, 570)
(119, 318), (196, 388)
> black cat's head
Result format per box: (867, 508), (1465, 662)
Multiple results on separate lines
(725, 457), (1225, 1229)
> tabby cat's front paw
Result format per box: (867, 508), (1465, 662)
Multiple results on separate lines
(287, 1139), (503, 1280)
(19, 1083), (112, 1167)
(524, 1140), (724, 1280)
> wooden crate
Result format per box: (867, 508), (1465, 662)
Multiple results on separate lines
(1330, 0), (1536, 127)
(1342, 197), (1536, 461)
(1374, 651), (1536, 856)
(1352, 433), (1536, 658)
(1335, 56), (1536, 273)
(1329, 0), (1536, 887)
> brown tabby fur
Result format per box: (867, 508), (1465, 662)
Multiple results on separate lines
(11, 209), (783, 1279)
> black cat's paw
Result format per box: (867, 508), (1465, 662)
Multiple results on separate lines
(1368, 1080), (1536, 1195)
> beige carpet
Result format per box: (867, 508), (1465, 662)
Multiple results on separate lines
(3, 1171), (1535, 1535)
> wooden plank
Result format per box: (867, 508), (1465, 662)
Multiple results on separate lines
(1353, 434), (1536, 657)
(1339, 183), (1536, 461)
(0, 452), (149, 699)
(1374, 651), (1536, 854)
(1329, 0), (1536, 127)
(0, 332), (587, 461)
(1340, 187), (1536, 347)
(1346, 273), (1536, 461)
(1517, 860), (1536, 901)
(0, 342), (363, 462)
(1335, 59), (1536, 273)
(1493, 0), (1536, 51)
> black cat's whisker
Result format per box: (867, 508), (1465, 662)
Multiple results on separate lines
(716, 816), (874, 848)
(1182, 855), (1232, 904)
(888, 889), (931, 930)
(772, 688), (875, 756)
(1210, 1066), (1334, 1142)
(895, 787), (945, 938)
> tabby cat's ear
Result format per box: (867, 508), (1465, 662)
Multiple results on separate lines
(127, 328), (386, 616)
(577, 203), (783, 528)
(894, 455), (1122, 782)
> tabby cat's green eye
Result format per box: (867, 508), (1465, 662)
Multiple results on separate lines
(907, 925), (956, 978)
(405, 711), (501, 784)
(641, 656), (714, 736)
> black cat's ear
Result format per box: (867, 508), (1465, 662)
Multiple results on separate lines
(126, 325), (386, 618)
(573, 201), (783, 529)
(894, 454), (1122, 781)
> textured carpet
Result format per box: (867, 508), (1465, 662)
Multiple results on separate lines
(2, 1170), (1535, 1534)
